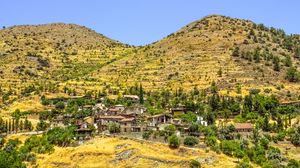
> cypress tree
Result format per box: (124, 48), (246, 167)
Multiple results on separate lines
(139, 83), (144, 104)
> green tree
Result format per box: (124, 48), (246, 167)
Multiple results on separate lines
(36, 120), (50, 131)
(232, 47), (240, 57)
(190, 159), (201, 168)
(168, 135), (180, 148)
(290, 127), (300, 147)
(139, 83), (144, 104)
(273, 56), (280, 71)
(285, 56), (292, 67)
(164, 124), (176, 136)
(184, 136), (199, 146)
(286, 67), (299, 82)
(253, 48), (260, 63)
(108, 122), (120, 134)
(287, 159), (300, 168)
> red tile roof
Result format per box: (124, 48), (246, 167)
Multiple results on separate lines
(234, 123), (253, 129)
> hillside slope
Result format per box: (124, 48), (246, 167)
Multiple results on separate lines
(98, 15), (299, 89)
(36, 137), (246, 168)
(0, 15), (300, 104)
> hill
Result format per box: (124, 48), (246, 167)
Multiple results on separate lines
(1, 15), (300, 107)
(97, 15), (300, 99)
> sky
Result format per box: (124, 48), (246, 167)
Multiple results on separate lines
(1, 0), (299, 46)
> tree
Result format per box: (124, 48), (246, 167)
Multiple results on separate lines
(294, 46), (300, 59)
(184, 136), (199, 146)
(232, 47), (240, 57)
(24, 118), (33, 131)
(273, 56), (280, 71)
(290, 127), (300, 147)
(46, 126), (76, 147)
(36, 120), (50, 131)
(287, 159), (300, 168)
(253, 48), (260, 63)
(285, 56), (292, 67)
(182, 112), (197, 124)
(108, 122), (120, 134)
(139, 83), (144, 104)
(217, 68), (222, 77)
(55, 101), (65, 110)
(190, 159), (201, 168)
(286, 67), (299, 82)
(168, 135), (180, 148)
(210, 81), (218, 94)
(164, 124), (176, 136)
(236, 157), (253, 168)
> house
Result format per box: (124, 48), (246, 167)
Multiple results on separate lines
(114, 104), (126, 112)
(171, 105), (187, 117)
(122, 105), (146, 115)
(95, 115), (125, 132)
(123, 95), (140, 103)
(51, 115), (65, 127)
(234, 123), (254, 132)
(119, 118), (145, 133)
(197, 116), (208, 126)
(93, 103), (106, 113)
(79, 105), (93, 111)
(75, 120), (93, 140)
(147, 113), (173, 130)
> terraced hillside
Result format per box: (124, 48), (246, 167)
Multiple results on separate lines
(1, 15), (300, 106)
(97, 15), (300, 98)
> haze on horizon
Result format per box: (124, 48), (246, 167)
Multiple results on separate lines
(1, 0), (299, 46)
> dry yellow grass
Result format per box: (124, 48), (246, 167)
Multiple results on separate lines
(35, 136), (245, 168)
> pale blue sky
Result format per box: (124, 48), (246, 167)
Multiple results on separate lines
(1, 0), (299, 45)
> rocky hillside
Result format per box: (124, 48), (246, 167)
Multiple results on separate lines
(0, 15), (300, 103)
(96, 15), (300, 100)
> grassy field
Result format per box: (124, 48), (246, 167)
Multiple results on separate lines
(35, 136), (251, 168)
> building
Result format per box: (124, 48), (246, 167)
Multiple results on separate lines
(95, 115), (125, 132)
(147, 113), (173, 130)
(75, 120), (93, 140)
(123, 95), (140, 103)
(119, 118), (145, 133)
(171, 105), (187, 117)
(234, 123), (254, 132)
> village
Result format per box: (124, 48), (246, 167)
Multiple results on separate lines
(47, 94), (254, 144)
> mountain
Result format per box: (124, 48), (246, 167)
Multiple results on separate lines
(0, 15), (300, 103)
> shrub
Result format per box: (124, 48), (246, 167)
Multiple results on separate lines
(287, 159), (300, 168)
(205, 136), (217, 147)
(36, 120), (50, 131)
(236, 157), (253, 168)
(184, 136), (199, 146)
(164, 124), (176, 136)
(190, 159), (201, 168)
(142, 131), (152, 140)
(108, 122), (120, 134)
(168, 135), (180, 148)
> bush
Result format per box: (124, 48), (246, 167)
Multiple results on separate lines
(184, 136), (199, 147)
(108, 122), (120, 134)
(236, 157), (253, 168)
(286, 67), (300, 82)
(168, 135), (180, 148)
(190, 159), (201, 168)
(287, 159), (300, 168)
(164, 124), (176, 136)
(36, 120), (50, 131)
(205, 136), (217, 147)
(142, 131), (152, 140)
